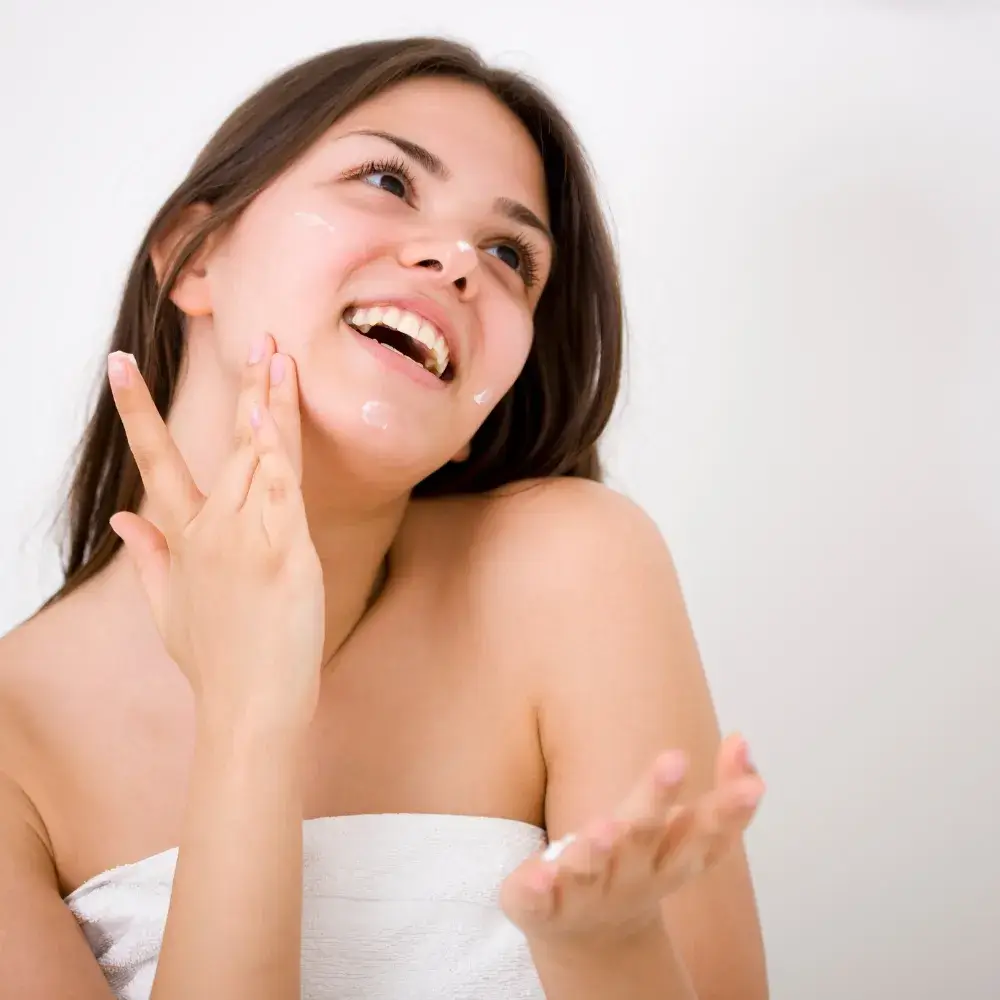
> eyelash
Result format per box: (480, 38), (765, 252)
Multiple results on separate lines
(343, 156), (540, 288)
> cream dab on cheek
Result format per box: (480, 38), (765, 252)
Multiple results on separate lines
(293, 211), (336, 234)
(473, 389), (492, 406)
(361, 399), (390, 430)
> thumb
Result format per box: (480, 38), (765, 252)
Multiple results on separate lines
(109, 512), (169, 626)
(716, 732), (756, 788)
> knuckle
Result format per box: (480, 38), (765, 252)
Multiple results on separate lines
(233, 426), (254, 452)
(259, 456), (296, 502)
(266, 479), (290, 505)
(130, 441), (159, 478)
(241, 356), (262, 388)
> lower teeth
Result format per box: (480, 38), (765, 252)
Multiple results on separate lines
(349, 319), (443, 376)
(375, 338), (436, 374)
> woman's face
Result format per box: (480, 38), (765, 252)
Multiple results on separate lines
(198, 76), (553, 486)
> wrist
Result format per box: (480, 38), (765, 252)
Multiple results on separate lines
(527, 919), (697, 1000)
(193, 712), (311, 786)
(195, 694), (313, 752)
(527, 914), (664, 961)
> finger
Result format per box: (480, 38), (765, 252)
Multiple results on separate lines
(546, 823), (610, 880)
(654, 777), (763, 881)
(500, 861), (558, 924)
(233, 333), (276, 453)
(613, 750), (688, 825)
(546, 820), (620, 909)
(199, 437), (260, 517)
(266, 352), (303, 483)
(244, 402), (308, 546)
(109, 511), (169, 628)
(199, 334), (277, 518)
(716, 732), (756, 787)
(107, 352), (203, 538)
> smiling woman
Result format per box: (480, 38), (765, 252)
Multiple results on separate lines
(0, 36), (767, 1000)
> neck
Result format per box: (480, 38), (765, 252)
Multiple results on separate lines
(132, 343), (409, 664)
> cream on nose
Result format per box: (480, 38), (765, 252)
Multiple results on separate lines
(436, 238), (477, 281)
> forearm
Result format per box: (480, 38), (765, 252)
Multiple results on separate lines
(530, 922), (698, 1000)
(150, 717), (308, 1000)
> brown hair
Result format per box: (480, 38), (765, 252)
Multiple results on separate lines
(42, 36), (623, 610)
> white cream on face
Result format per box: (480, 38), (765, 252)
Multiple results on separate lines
(361, 399), (390, 430)
(473, 388), (492, 406)
(293, 211), (337, 234)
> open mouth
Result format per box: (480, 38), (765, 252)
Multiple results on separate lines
(344, 305), (453, 381)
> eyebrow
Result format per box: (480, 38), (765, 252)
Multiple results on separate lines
(345, 128), (555, 252)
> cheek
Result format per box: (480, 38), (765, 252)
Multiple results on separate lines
(209, 201), (378, 354)
(473, 302), (534, 405)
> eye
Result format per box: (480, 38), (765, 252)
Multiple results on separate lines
(362, 170), (407, 199)
(345, 156), (415, 201)
(487, 237), (540, 287)
(488, 244), (521, 270)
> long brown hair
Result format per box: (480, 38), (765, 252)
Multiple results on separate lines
(42, 36), (624, 610)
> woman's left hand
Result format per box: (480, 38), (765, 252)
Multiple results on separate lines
(500, 733), (764, 943)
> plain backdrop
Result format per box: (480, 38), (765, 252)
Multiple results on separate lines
(2, 2), (998, 998)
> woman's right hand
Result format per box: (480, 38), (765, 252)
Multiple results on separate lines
(106, 334), (326, 735)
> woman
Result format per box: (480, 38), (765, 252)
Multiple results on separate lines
(0, 36), (768, 1000)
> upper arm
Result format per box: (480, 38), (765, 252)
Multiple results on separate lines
(0, 740), (113, 998)
(496, 479), (768, 1000)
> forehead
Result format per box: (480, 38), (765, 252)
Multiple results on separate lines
(326, 77), (549, 220)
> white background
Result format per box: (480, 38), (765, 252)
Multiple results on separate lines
(2, 2), (998, 997)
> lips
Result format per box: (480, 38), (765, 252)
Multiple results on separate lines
(343, 295), (461, 376)
(344, 304), (451, 380)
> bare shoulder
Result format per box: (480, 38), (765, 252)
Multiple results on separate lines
(409, 476), (667, 601)
(414, 475), (716, 807)
(0, 613), (56, 836)
(0, 604), (122, 996)
(0, 580), (143, 860)
(406, 475), (682, 700)
(418, 481), (767, 999)
(475, 476), (693, 700)
(0, 590), (101, 755)
(0, 600), (80, 846)
(481, 475), (661, 554)
(0, 746), (115, 996)
(0, 605), (64, 763)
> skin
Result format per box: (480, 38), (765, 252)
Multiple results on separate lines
(0, 77), (767, 998)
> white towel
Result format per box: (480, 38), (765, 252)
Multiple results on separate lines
(64, 813), (548, 1000)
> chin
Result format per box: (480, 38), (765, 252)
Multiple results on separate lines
(297, 385), (461, 493)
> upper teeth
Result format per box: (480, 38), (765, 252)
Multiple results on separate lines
(346, 305), (450, 377)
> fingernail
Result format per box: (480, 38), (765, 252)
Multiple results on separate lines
(738, 781), (764, 808)
(269, 354), (286, 386)
(655, 752), (687, 786)
(250, 403), (262, 429)
(248, 335), (266, 365)
(107, 351), (136, 387)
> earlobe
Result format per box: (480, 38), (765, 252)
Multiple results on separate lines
(149, 203), (215, 317)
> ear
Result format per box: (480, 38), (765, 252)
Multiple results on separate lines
(150, 203), (216, 318)
(451, 441), (471, 463)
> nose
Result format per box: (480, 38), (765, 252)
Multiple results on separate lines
(399, 237), (479, 295)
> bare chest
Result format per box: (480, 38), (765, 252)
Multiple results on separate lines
(36, 627), (543, 896)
